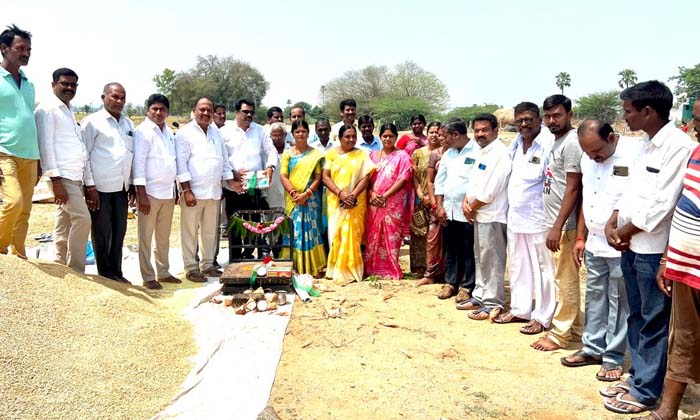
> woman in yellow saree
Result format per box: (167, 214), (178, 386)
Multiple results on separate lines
(279, 120), (326, 276)
(322, 125), (374, 284)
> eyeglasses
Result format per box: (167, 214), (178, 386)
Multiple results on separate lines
(239, 110), (255, 116)
(514, 117), (536, 126)
(57, 81), (78, 88)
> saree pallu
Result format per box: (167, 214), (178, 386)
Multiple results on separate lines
(409, 147), (431, 275)
(324, 148), (375, 284)
(280, 148), (326, 276)
(363, 149), (413, 279)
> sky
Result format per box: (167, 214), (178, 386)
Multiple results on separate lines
(5, 0), (699, 112)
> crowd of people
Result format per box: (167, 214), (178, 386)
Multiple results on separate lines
(2, 25), (700, 419)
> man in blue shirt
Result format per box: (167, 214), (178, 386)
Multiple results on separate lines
(357, 115), (381, 152)
(0, 25), (38, 259)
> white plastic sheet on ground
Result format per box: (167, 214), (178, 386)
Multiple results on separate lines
(152, 283), (294, 420)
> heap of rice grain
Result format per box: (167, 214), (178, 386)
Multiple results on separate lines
(0, 256), (195, 420)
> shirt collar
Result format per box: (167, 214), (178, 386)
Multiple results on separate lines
(141, 117), (168, 135)
(649, 121), (676, 146)
(46, 93), (75, 112)
(361, 136), (379, 146)
(99, 107), (123, 124)
(0, 67), (28, 80)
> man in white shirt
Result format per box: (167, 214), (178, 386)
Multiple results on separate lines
(309, 118), (335, 153)
(532, 95), (584, 352)
(561, 119), (642, 382)
(460, 113), (511, 319)
(212, 103), (228, 268)
(493, 102), (556, 335)
(266, 122), (286, 210)
(262, 106), (283, 136)
(357, 115), (381, 153)
(81, 82), (134, 283)
(219, 98), (277, 261)
(176, 97), (241, 282)
(213, 104), (227, 129)
(132, 94), (181, 290)
(434, 119), (480, 304)
(35, 67), (90, 273)
(330, 98), (357, 143)
(602, 81), (696, 415)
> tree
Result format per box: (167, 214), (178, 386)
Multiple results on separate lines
(389, 61), (449, 111)
(446, 104), (500, 123)
(308, 105), (328, 121)
(617, 68), (637, 90)
(670, 63), (700, 99)
(153, 68), (176, 97)
(574, 91), (621, 123)
(285, 101), (313, 118)
(371, 97), (432, 130)
(555, 72), (571, 95)
(161, 56), (269, 115)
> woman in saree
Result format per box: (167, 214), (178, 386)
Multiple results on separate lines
(279, 120), (326, 276)
(363, 123), (413, 279)
(410, 121), (442, 278)
(322, 125), (374, 284)
(416, 124), (450, 286)
(396, 114), (427, 156)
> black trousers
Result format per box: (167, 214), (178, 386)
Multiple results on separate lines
(90, 190), (128, 279)
(443, 219), (475, 292)
(224, 189), (268, 261)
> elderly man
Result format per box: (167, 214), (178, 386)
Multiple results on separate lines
(0, 25), (38, 259)
(330, 99), (357, 143)
(176, 97), (240, 282)
(35, 67), (90, 273)
(81, 83), (134, 283)
(532, 94), (584, 352)
(493, 102), (556, 335)
(219, 98), (277, 261)
(434, 119), (480, 303)
(561, 119), (642, 381)
(266, 122), (286, 210)
(460, 113), (511, 319)
(602, 81), (696, 415)
(132, 94), (180, 289)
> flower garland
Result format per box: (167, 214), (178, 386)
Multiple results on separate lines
(228, 214), (291, 240)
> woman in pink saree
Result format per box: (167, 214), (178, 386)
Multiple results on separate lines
(363, 123), (413, 279)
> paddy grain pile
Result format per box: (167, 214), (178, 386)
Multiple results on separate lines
(0, 256), (195, 420)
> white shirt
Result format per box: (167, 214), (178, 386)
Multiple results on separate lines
(330, 121), (356, 143)
(507, 128), (555, 233)
(581, 137), (644, 258)
(175, 121), (234, 200)
(616, 122), (696, 254)
(219, 120), (277, 191)
(264, 151), (285, 209)
(466, 139), (511, 224)
(434, 140), (482, 223)
(81, 109), (134, 192)
(132, 118), (177, 200)
(309, 137), (336, 152)
(34, 94), (86, 182)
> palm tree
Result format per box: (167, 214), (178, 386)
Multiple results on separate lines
(555, 72), (571, 95)
(618, 69), (638, 89)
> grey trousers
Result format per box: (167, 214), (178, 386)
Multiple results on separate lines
(472, 221), (507, 309)
(582, 251), (628, 365)
(137, 195), (175, 282)
(180, 198), (219, 273)
(53, 179), (91, 273)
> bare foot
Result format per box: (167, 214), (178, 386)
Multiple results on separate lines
(531, 335), (562, 351)
(632, 409), (677, 420)
(415, 277), (434, 286)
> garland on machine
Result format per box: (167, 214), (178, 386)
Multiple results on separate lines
(227, 214), (291, 240)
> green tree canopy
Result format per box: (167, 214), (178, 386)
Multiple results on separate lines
(574, 91), (621, 123)
(156, 56), (269, 115)
(555, 72), (571, 95)
(371, 97), (433, 130)
(670, 63), (700, 99)
(617, 68), (637, 90)
(153, 68), (176, 97)
(446, 104), (500, 123)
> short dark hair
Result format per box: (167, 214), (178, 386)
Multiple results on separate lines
(316, 118), (330, 127)
(235, 98), (255, 112)
(52, 68), (78, 83)
(214, 104), (226, 112)
(620, 80), (673, 121)
(543, 94), (572, 113)
(514, 102), (540, 117)
(147, 93), (170, 110)
(410, 114), (427, 125)
(0, 25), (31, 49)
(379, 123), (398, 138)
(577, 118), (614, 141)
(338, 124), (357, 139)
(472, 113), (498, 130)
(357, 115), (374, 126)
(339, 98), (357, 111)
(291, 119), (309, 133)
(443, 119), (468, 135)
(426, 121), (442, 131)
(267, 106), (283, 118)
